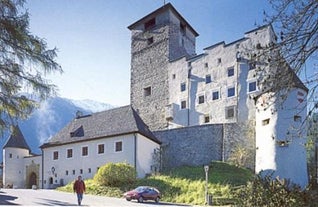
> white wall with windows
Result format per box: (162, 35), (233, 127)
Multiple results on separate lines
(41, 134), (137, 189)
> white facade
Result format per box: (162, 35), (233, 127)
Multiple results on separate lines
(42, 133), (159, 189)
(3, 147), (29, 188)
(255, 88), (308, 188)
(166, 26), (276, 128)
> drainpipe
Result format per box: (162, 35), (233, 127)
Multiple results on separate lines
(187, 65), (191, 126)
(134, 134), (137, 171)
(41, 148), (44, 189)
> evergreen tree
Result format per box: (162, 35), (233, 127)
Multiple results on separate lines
(0, 0), (62, 134)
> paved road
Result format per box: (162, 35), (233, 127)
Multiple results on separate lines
(0, 189), (192, 206)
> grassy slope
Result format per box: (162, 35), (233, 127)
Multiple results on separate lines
(58, 161), (253, 205)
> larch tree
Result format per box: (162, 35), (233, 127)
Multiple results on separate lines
(0, 0), (62, 134)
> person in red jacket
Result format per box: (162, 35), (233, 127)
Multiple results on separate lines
(73, 175), (86, 205)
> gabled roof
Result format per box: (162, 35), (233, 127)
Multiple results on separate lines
(3, 125), (31, 151)
(128, 3), (199, 37)
(40, 105), (161, 148)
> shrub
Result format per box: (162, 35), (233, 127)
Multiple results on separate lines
(234, 173), (314, 207)
(93, 162), (136, 187)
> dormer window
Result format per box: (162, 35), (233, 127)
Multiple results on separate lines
(145, 18), (156, 30)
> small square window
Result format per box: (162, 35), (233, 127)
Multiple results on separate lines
(205, 75), (211, 84)
(53, 151), (58, 160)
(262, 118), (270, 125)
(227, 87), (235, 97)
(212, 91), (219, 100)
(82, 146), (88, 156)
(198, 95), (205, 104)
(181, 100), (187, 109)
(248, 81), (257, 92)
(205, 62), (208, 68)
(204, 115), (210, 123)
(67, 149), (73, 158)
(144, 87), (151, 97)
(180, 82), (186, 92)
(65, 170), (68, 176)
(80, 169), (83, 174)
(217, 58), (222, 64)
(249, 62), (256, 70)
(9, 153), (12, 158)
(172, 74), (176, 79)
(98, 144), (104, 154)
(226, 106), (235, 119)
(115, 141), (122, 152)
(88, 168), (91, 173)
(147, 37), (154, 45)
(227, 67), (234, 77)
(294, 115), (302, 122)
(72, 170), (75, 175)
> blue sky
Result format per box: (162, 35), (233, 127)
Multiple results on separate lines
(26, 0), (273, 106)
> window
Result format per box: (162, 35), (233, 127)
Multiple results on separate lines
(180, 82), (186, 92)
(144, 87), (151, 97)
(72, 170), (75, 175)
(294, 115), (302, 122)
(88, 168), (91, 173)
(144, 18), (155, 30)
(227, 67), (234, 77)
(227, 87), (235, 97)
(262, 118), (270, 125)
(205, 75), (211, 84)
(225, 106), (235, 119)
(98, 144), (104, 154)
(181, 100), (187, 109)
(212, 91), (219, 100)
(248, 81), (257, 92)
(217, 58), (222, 64)
(65, 170), (68, 176)
(115, 141), (122, 152)
(249, 62), (256, 70)
(147, 37), (153, 45)
(53, 151), (58, 160)
(80, 169), (83, 174)
(9, 153), (12, 158)
(67, 149), (73, 158)
(82, 146), (88, 156)
(204, 115), (210, 123)
(172, 74), (176, 79)
(198, 95), (205, 104)
(205, 62), (208, 68)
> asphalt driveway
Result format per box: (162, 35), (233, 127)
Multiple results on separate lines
(0, 189), (192, 206)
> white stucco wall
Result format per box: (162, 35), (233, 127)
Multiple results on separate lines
(166, 26), (275, 128)
(135, 134), (160, 178)
(3, 148), (30, 188)
(42, 134), (135, 188)
(255, 88), (308, 188)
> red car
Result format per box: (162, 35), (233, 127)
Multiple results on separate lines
(123, 186), (161, 203)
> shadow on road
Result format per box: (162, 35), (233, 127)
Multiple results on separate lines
(129, 200), (191, 206)
(0, 191), (18, 205)
(34, 198), (77, 206)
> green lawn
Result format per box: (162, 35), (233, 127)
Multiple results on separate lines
(58, 161), (254, 206)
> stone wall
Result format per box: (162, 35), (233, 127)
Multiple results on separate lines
(154, 122), (254, 170)
(154, 124), (223, 169)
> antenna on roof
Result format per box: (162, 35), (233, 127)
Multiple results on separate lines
(163, 0), (166, 5)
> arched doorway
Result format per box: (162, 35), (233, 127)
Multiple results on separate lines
(29, 172), (37, 188)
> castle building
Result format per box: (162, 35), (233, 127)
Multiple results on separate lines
(2, 3), (309, 189)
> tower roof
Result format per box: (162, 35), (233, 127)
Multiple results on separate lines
(3, 125), (31, 151)
(128, 3), (199, 37)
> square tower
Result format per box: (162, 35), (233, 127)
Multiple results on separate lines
(128, 3), (198, 130)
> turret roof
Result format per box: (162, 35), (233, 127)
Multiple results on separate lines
(3, 125), (31, 151)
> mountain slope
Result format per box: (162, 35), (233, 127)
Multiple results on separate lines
(0, 97), (114, 158)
